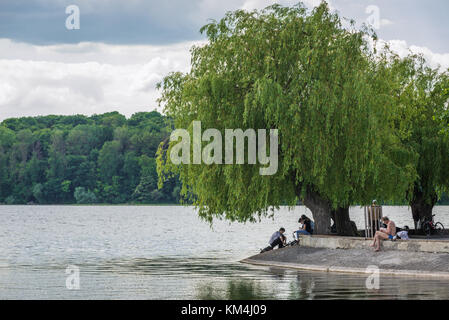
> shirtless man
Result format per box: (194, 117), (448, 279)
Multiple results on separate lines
(371, 216), (396, 252)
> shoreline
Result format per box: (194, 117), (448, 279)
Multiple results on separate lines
(241, 245), (449, 279)
(241, 258), (449, 279)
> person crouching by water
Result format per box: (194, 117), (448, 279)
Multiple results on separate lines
(294, 215), (313, 239)
(260, 228), (286, 253)
(371, 216), (396, 252)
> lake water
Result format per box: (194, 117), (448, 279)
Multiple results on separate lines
(2, 205), (449, 300)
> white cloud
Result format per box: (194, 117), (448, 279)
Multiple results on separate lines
(377, 39), (449, 70)
(1, 27), (448, 122)
(0, 39), (201, 120)
(380, 18), (393, 27)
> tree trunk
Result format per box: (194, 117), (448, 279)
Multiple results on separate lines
(410, 186), (437, 230)
(301, 186), (331, 235)
(331, 207), (358, 236)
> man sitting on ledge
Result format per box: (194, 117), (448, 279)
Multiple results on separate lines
(371, 216), (396, 252)
(260, 228), (286, 253)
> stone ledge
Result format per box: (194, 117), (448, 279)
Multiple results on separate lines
(299, 235), (449, 253)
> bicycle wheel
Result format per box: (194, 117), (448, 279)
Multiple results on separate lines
(435, 222), (445, 235)
(422, 222), (432, 236)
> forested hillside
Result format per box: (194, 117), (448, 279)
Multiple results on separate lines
(0, 111), (180, 204)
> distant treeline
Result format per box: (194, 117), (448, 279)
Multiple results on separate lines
(0, 111), (181, 204)
(2, 111), (449, 206)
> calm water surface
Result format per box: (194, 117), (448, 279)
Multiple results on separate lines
(1, 205), (449, 299)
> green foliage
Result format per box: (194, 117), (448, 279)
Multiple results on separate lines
(4, 196), (16, 205)
(74, 187), (98, 204)
(98, 141), (123, 184)
(132, 156), (158, 203)
(0, 111), (179, 204)
(157, 3), (417, 223)
(32, 183), (45, 204)
(61, 180), (71, 193)
(391, 54), (449, 205)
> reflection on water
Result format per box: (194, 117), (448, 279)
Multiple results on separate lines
(196, 280), (270, 300)
(193, 265), (449, 300)
(2, 205), (449, 299)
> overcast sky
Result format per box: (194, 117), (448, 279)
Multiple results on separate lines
(1, 0), (448, 121)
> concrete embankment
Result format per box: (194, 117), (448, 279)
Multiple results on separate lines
(241, 236), (449, 278)
(299, 234), (449, 253)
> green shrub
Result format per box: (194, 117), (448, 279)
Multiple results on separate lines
(74, 187), (97, 204)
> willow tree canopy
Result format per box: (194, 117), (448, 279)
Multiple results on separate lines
(157, 2), (416, 233)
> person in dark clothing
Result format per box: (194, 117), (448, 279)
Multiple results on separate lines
(294, 215), (313, 239)
(260, 228), (286, 253)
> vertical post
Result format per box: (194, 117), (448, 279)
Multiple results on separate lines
(368, 206), (372, 238)
(364, 206), (368, 239)
(365, 205), (378, 239)
(365, 204), (382, 239)
(379, 206), (383, 227)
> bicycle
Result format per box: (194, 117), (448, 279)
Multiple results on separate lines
(421, 214), (445, 236)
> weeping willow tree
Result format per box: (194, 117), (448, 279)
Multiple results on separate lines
(388, 53), (449, 229)
(157, 2), (415, 235)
